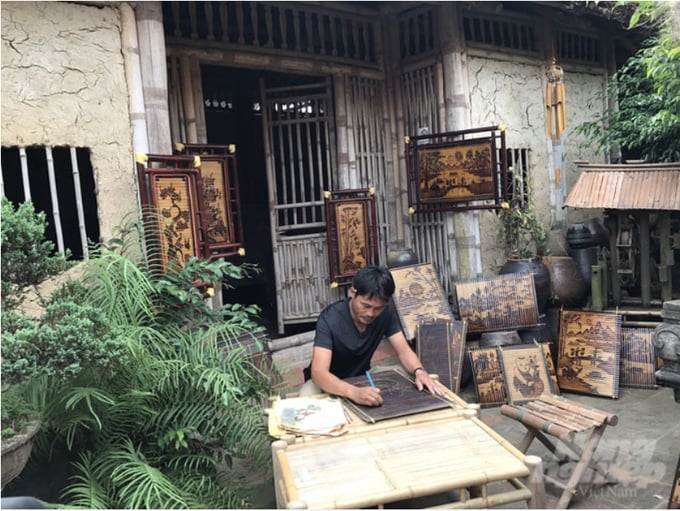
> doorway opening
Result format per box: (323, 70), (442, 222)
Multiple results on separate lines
(201, 65), (325, 337)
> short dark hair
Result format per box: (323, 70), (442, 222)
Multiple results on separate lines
(352, 265), (395, 301)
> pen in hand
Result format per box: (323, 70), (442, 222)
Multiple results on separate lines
(365, 370), (376, 388)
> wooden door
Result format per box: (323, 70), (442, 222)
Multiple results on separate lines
(261, 78), (342, 333)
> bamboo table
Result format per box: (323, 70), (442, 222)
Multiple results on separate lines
(271, 407), (545, 509)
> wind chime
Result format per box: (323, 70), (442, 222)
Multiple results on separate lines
(545, 58), (566, 140)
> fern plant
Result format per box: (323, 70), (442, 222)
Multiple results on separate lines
(14, 213), (274, 508)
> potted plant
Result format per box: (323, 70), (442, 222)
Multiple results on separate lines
(0, 198), (71, 488)
(497, 171), (551, 313)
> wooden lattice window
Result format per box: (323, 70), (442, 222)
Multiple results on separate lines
(556, 28), (602, 65)
(462, 10), (538, 55)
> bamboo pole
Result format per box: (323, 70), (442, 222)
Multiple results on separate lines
(179, 55), (198, 143)
(120, 2), (149, 155)
(69, 147), (89, 259)
(45, 147), (65, 254)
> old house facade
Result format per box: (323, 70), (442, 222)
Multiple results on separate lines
(1, 1), (640, 334)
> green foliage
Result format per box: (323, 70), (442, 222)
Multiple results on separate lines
(1, 291), (128, 385)
(497, 172), (548, 259)
(1, 197), (71, 311)
(575, 2), (680, 162)
(1, 385), (38, 437)
(17, 215), (274, 509)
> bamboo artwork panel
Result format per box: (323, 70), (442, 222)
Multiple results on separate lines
(390, 263), (456, 341)
(176, 144), (244, 258)
(341, 368), (451, 423)
(455, 273), (539, 333)
(136, 154), (205, 272)
(557, 310), (621, 398)
(540, 342), (560, 395)
(468, 347), (507, 408)
(324, 188), (379, 286)
(405, 126), (507, 212)
(499, 343), (554, 405)
(415, 319), (467, 393)
(620, 327), (657, 389)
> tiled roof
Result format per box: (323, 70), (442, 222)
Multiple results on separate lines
(564, 163), (680, 210)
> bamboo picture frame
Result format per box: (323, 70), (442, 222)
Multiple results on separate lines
(499, 343), (554, 405)
(136, 155), (205, 272)
(390, 263), (456, 341)
(415, 319), (467, 393)
(540, 342), (560, 395)
(557, 310), (621, 399)
(176, 143), (244, 258)
(670, 452), (680, 509)
(405, 126), (507, 213)
(324, 188), (379, 286)
(620, 327), (657, 389)
(468, 347), (507, 408)
(454, 273), (540, 333)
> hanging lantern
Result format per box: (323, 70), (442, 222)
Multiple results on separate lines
(545, 59), (567, 140)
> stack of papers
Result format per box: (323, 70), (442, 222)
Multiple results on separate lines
(269, 397), (349, 437)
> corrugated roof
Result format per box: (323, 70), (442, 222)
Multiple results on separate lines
(564, 163), (680, 210)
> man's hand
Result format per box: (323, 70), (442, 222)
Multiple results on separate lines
(415, 371), (447, 397)
(348, 385), (383, 407)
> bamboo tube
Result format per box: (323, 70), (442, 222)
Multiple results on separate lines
(525, 455), (546, 509)
(500, 404), (572, 439)
(276, 448), (300, 504)
(539, 393), (617, 425)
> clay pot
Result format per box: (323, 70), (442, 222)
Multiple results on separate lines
(499, 257), (551, 313)
(543, 255), (587, 308)
(387, 249), (419, 268)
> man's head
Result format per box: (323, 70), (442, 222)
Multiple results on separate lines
(350, 265), (395, 301)
(348, 266), (395, 330)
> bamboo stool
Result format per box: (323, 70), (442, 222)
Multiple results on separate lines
(500, 393), (618, 509)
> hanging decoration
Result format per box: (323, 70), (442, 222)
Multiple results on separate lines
(545, 59), (566, 140)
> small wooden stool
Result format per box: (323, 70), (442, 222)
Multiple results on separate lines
(500, 393), (618, 509)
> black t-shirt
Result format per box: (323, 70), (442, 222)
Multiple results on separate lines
(303, 297), (402, 381)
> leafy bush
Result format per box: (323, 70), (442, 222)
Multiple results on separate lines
(1, 197), (71, 311)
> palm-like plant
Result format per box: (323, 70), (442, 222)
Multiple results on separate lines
(21, 213), (273, 508)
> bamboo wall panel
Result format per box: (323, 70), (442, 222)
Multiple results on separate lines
(620, 327), (657, 389)
(275, 235), (343, 324)
(345, 75), (393, 260)
(400, 64), (453, 297)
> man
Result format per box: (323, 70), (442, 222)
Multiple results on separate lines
(301, 265), (446, 406)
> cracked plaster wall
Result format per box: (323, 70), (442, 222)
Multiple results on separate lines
(467, 56), (607, 271)
(1, 1), (136, 242)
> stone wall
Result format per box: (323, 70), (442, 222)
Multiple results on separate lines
(1, 1), (136, 242)
(467, 55), (606, 273)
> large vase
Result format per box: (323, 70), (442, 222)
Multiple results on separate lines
(499, 257), (551, 313)
(543, 255), (587, 308)
(1, 418), (40, 490)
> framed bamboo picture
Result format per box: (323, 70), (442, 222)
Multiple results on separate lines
(468, 347), (507, 408)
(175, 143), (244, 258)
(454, 273), (540, 333)
(499, 343), (554, 405)
(405, 125), (507, 213)
(324, 188), (379, 286)
(620, 327), (657, 389)
(389, 263), (456, 341)
(540, 342), (560, 395)
(136, 155), (205, 272)
(557, 310), (621, 399)
(415, 319), (467, 393)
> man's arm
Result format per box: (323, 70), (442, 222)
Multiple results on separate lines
(388, 331), (447, 396)
(309, 346), (383, 406)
